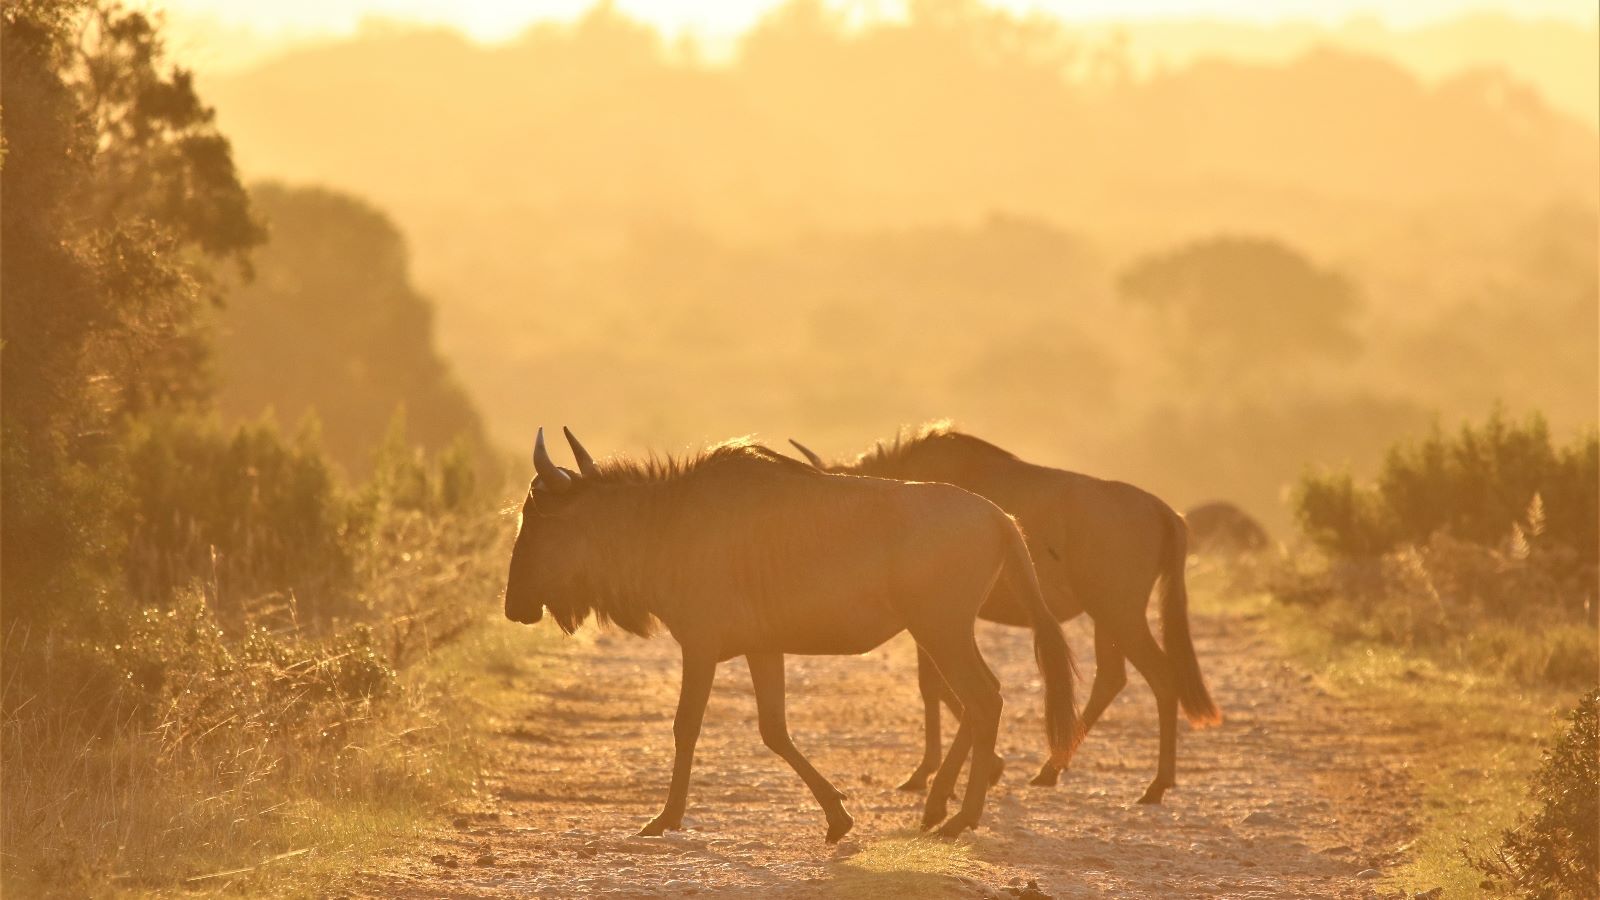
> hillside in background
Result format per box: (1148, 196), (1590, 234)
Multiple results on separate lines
(205, 7), (1595, 238)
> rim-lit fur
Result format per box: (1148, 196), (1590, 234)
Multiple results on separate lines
(504, 435), (1079, 838)
(509, 441), (824, 636)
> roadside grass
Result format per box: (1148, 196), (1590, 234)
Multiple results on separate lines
(255, 615), (567, 897)
(830, 831), (981, 899)
(1189, 566), (1578, 899)
(1, 494), (539, 898)
(0, 619), (492, 899)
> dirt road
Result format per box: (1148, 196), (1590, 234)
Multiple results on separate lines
(354, 603), (1418, 898)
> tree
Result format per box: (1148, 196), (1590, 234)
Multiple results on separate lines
(214, 184), (487, 475)
(1117, 236), (1361, 383)
(0, 0), (261, 621)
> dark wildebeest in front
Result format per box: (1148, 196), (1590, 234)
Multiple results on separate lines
(504, 428), (1080, 840)
(1185, 501), (1270, 555)
(790, 424), (1220, 804)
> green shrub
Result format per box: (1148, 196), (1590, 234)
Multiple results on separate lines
(0, 588), (450, 893)
(1293, 469), (1396, 556)
(1295, 411), (1598, 565)
(362, 410), (481, 515)
(0, 485), (506, 892)
(1469, 688), (1599, 898)
(118, 412), (361, 620)
(1264, 538), (1598, 689)
(0, 425), (119, 630)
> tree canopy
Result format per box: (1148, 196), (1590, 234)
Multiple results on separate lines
(1118, 236), (1361, 380)
(215, 183), (487, 474)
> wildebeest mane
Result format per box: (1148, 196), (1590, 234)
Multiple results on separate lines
(846, 420), (1017, 476)
(582, 437), (821, 487)
(542, 437), (827, 638)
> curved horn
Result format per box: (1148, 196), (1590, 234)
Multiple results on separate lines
(533, 428), (571, 489)
(788, 439), (825, 469)
(563, 426), (600, 478)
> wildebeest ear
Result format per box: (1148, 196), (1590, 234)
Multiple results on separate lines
(788, 439), (825, 469)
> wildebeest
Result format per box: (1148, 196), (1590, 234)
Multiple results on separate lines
(504, 427), (1080, 840)
(790, 424), (1220, 804)
(1185, 501), (1270, 555)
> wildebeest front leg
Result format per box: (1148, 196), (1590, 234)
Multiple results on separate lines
(901, 648), (1005, 794)
(747, 652), (854, 843)
(932, 640), (1004, 836)
(639, 649), (717, 836)
(915, 634), (1003, 836)
(1120, 625), (1179, 804)
(897, 646), (946, 792)
(920, 716), (972, 830)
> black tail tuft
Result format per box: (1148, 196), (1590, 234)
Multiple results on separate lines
(1161, 510), (1221, 727)
(999, 519), (1082, 764)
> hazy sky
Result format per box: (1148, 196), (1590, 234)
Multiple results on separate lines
(159, 0), (1600, 43)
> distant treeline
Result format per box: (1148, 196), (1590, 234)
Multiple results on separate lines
(209, 2), (1596, 237)
(202, 1), (1600, 530)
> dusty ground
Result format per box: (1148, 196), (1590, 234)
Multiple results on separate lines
(351, 603), (1420, 899)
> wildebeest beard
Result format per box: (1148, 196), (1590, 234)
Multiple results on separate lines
(542, 541), (660, 638)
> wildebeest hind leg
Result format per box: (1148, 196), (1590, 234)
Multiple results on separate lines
(1032, 625), (1126, 786)
(747, 652), (854, 843)
(898, 646), (948, 792)
(1120, 624), (1179, 804)
(639, 649), (717, 836)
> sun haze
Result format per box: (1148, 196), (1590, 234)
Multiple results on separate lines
(3, 0), (1596, 896)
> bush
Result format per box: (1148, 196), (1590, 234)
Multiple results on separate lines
(0, 477), (507, 892)
(1295, 411), (1598, 564)
(362, 410), (481, 516)
(0, 588), (451, 894)
(1264, 536), (1598, 688)
(1469, 689), (1599, 898)
(1, 405), (509, 892)
(1293, 469), (1396, 557)
(119, 412), (362, 621)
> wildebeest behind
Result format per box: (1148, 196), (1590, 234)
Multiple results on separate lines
(1185, 501), (1271, 555)
(791, 424), (1221, 804)
(505, 428), (1080, 840)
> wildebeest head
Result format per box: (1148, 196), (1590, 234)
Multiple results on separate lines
(505, 426), (603, 631)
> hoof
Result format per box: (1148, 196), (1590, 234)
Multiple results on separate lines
(896, 770), (933, 792)
(1029, 766), (1060, 788)
(936, 814), (977, 838)
(986, 754), (1006, 786)
(825, 811), (856, 844)
(1137, 782), (1170, 805)
(637, 814), (682, 836)
(919, 801), (949, 831)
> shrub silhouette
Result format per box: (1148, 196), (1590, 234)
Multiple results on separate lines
(1295, 411), (1599, 564)
(1469, 688), (1599, 898)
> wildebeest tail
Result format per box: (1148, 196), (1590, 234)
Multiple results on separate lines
(999, 517), (1082, 765)
(1160, 508), (1222, 727)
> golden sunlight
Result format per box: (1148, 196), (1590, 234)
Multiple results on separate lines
(4, 0), (1595, 895)
(161, 0), (1600, 43)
